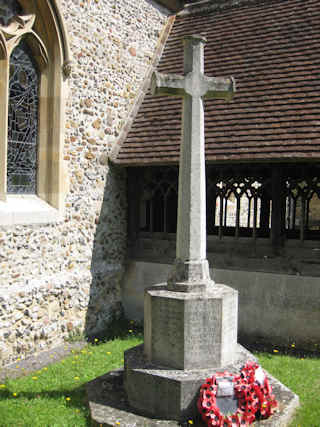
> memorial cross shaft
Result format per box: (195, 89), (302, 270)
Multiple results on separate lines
(151, 35), (235, 291)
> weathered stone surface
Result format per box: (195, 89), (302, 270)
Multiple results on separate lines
(151, 35), (234, 292)
(124, 344), (255, 421)
(87, 357), (299, 426)
(0, 266), (124, 367)
(87, 369), (178, 426)
(0, 0), (169, 366)
(0, 341), (86, 382)
(121, 260), (320, 351)
(144, 283), (238, 369)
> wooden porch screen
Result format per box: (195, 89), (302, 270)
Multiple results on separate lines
(127, 164), (320, 247)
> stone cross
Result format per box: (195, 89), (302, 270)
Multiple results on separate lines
(151, 35), (235, 291)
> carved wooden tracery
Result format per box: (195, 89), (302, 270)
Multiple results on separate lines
(130, 164), (320, 244)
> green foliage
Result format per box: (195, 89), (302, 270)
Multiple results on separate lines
(86, 314), (143, 343)
(0, 332), (318, 426)
(0, 331), (142, 427)
(257, 352), (320, 427)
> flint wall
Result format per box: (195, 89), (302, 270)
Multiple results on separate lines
(0, 0), (169, 366)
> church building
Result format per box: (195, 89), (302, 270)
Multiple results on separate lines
(0, 0), (319, 366)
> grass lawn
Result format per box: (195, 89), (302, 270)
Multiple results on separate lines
(257, 350), (320, 427)
(0, 331), (319, 427)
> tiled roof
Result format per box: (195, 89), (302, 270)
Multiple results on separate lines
(153, 0), (185, 13)
(116, 0), (320, 165)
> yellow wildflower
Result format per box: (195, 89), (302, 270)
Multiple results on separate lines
(128, 329), (133, 333)
(0, 384), (6, 389)
(74, 376), (80, 381)
(188, 420), (194, 425)
(66, 397), (71, 401)
(273, 349), (279, 353)
(32, 376), (38, 380)
(12, 392), (17, 397)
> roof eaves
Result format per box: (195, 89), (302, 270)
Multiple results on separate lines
(154, 0), (185, 13)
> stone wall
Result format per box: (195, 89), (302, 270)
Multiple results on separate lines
(0, 0), (170, 366)
(122, 260), (320, 351)
(124, 234), (320, 350)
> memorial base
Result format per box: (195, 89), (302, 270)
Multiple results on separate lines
(125, 343), (257, 421)
(86, 355), (299, 426)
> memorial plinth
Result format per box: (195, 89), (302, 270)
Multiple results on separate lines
(86, 34), (299, 426)
(124, 343), (256, 422)
(124, 283), (251, 422)
(144, 284), (238, 370)
(124, 34), (242, 421)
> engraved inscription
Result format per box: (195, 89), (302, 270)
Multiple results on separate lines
(221, 293), (237, 356)
(185, 299), (222, 367)
(152, 297), (184, 368)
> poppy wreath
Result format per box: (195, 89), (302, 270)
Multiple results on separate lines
(197, 363), (278, 427)
(238, 361), (277, 420)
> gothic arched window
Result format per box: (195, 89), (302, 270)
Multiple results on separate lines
(8, 41), (39, 194)
(0, 0), (72, 225)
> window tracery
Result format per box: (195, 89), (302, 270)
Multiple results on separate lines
(7, 40), (39, 194)
(0, 0), (22, 26)
(0, 0), (71, 223)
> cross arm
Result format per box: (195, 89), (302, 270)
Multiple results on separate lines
(151, 71), (186, 97)
(204, 76), (236, 101)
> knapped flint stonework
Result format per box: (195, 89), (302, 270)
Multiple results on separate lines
(0, 0), (169, 366)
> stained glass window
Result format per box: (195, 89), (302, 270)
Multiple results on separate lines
(0, 0), (22, 26)
(7, 41), (40, 194)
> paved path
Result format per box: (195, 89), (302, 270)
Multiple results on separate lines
(0, 341), (86, 381)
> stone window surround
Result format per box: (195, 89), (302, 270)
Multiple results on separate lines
(0, 0), (72, 226)
(0, 195), (62, 226)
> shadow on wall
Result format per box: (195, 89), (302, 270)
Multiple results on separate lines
(84, 162), (127, 340)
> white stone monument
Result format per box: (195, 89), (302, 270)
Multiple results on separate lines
(124, 35), (253, 421)
(151, 34), (235, 294)
(87, 35), (300, 427)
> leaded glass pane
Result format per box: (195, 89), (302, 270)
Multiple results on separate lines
(0, 0), (22, 26)
(7, 41), (39, 194)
